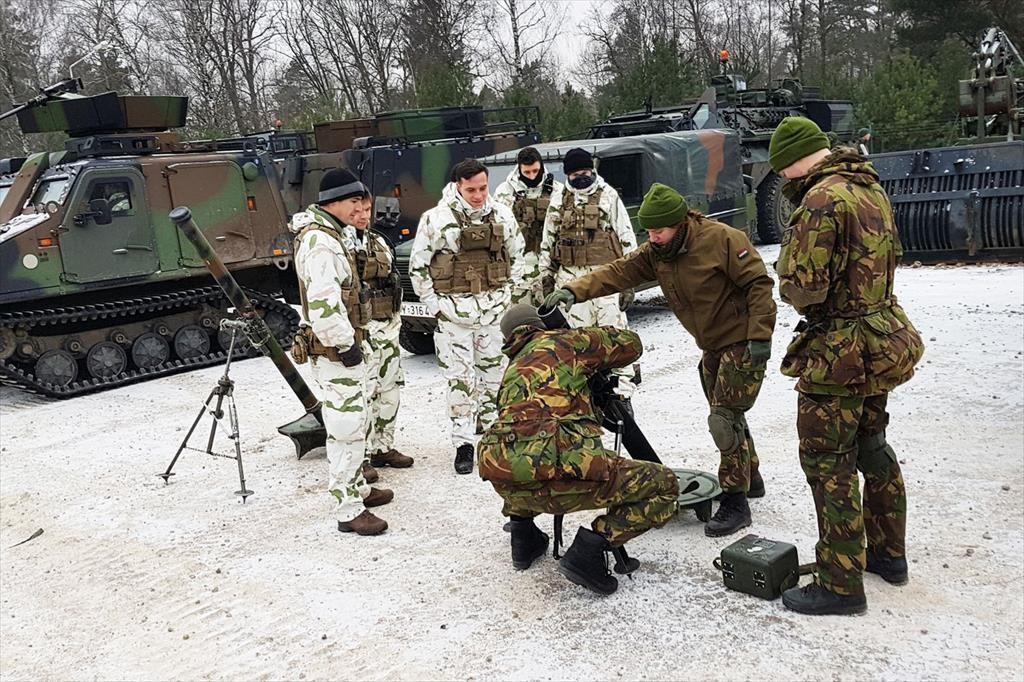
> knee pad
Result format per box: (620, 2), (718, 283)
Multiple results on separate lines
(857, 431), (897, 474)
(708, 407), (742, 454)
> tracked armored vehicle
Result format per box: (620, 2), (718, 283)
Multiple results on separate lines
(588, 53), (855, 244)
(0, 87), (300, 398)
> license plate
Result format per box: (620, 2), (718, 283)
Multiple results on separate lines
(401, 302), (433, 319)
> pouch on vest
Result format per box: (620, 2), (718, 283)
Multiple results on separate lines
(428, 252), (456, 291)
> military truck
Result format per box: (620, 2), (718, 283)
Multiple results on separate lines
(588, 53), (855, 244)
(274, 106), (541, 246)
(394, 128), (754, 355)
(0, 87), (300, 398)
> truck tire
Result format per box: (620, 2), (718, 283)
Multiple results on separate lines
(399, 324), (435, 355)
(755, 172), (794, 244)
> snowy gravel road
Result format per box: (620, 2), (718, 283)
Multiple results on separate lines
(1, 248), (1022, 680)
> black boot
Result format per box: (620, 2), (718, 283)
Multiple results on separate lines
(747, 470), (765, 499)
(454, 444), (474, 475)
(782, 582), (867, 616)
(509, 516), (549, 570)
(704, 492), (752, 537)
(866, 551), (909, 585)
(557, 527), (619, 595)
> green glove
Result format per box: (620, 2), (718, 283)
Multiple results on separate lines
(746, 340), (771, 365)
(543, 288), (575, 311)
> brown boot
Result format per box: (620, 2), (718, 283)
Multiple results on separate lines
(337, 510), (388, 535)
(362, 462), (380, 484)
(363, 487), (394, 508)
(370, 449), (414, 468)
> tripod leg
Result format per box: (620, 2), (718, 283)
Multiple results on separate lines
(206, 389), (227, 453)
(160, 388), (216, 483)
(227, 392), (253, 502)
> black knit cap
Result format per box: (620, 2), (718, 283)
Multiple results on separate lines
(563, 147), (593, 175)
(318, 168), (368, 205)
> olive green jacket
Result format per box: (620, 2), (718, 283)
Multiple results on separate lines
(565, 212), (777, 351)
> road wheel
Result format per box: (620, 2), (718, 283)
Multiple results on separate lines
(86, 341), (128, 380)
(35, 349), (78, 388)
(399, 325), (435, 355)
(755, 172), (794, 244)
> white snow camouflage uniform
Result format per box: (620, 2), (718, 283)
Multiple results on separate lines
(493, 166), (564, 306)
(409, 182), (526, 447)
(290, 205), (369, 522)
(342, 225), (404, 458)
(538, 174), (638, 396)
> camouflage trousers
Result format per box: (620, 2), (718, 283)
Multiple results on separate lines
(434, 317), (506, 447)
(512, 252), (545, 306)
(699, 342), (765, 493)
(797, 392), (907, 597)
(497, 458), (679, 546)
(363, 317), (404, 456)
(310, 356), (370, 522)
(558, 269), (635, 399)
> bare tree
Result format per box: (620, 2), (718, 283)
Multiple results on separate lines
(490, 0), (563, 89)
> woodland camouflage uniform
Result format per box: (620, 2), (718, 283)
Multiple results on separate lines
(478, 325), (678, 546)
(777, 148), (924, 597)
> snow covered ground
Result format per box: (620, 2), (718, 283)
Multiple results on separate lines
(2, 246), (1022, 680)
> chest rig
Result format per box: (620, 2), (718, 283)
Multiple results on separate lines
(553, 188), (622, 268)
(512, 175), (554, 254)
(291, 222), (369, 362)
(428, 209), (511, 295)
(356, 231), (401, 320)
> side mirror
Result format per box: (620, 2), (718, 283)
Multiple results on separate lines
(88, 197), (112, 225)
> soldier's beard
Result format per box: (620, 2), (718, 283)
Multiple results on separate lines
(650, 224), (688, 261)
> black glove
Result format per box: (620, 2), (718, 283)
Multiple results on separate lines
(338, 342), (363, 367)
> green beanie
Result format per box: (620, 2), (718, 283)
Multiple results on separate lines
(637, 183), (688, 230)
(768, 117), (830, 173)
(501, 303), (543, 341)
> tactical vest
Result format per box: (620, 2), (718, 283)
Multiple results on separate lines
(291, 222), (369, 361)
(512, 175), (553, 254)
(553, 188), (623, 268)
(357, 231), (401, 321)
(428, 210), (511, 295)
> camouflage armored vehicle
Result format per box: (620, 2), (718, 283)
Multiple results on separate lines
(588, 52), (855, 244)
(274, 106), (541, 245)
(394, 128), (753, 354)
(0, 88), (300, 398)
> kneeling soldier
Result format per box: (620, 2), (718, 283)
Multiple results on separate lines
(478, 304), (679, 595)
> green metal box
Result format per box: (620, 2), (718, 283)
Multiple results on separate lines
(718, 534), (799, 600)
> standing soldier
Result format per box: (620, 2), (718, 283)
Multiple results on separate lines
(409, 159), (525, 474)
(493, 146), (563, 305)
(545, 183), (776, 537)
(344, 196), (414, 483)
(290, 168), (394, 536)
(538, 148), (638, 397)
(769, 117), (924, 615)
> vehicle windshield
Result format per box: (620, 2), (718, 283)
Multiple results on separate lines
(30, 177), (71, 206)
(0, 184), (9, 206)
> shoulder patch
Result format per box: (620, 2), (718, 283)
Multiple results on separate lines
(737, 248), (749, 260)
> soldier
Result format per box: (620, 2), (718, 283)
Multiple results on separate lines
(290, 168), (394, 536)
(769, 117), (924, 615)
(344, 196), (414, 482)
(493, 146), (563, 305)
(538, 147), (638, 398)
(545, 183), (776, 537)
(478, 304), (679, 595)
(409, 158), (525, 474)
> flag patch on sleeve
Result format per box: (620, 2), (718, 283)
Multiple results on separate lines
(737, 249), (749, 259)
